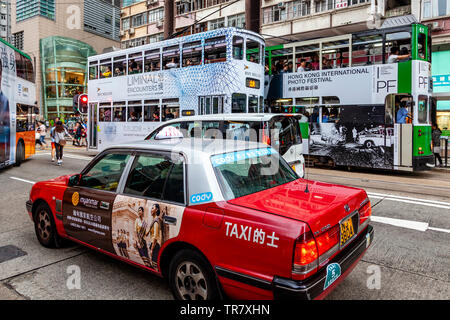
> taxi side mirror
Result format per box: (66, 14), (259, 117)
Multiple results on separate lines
(68, 174), (81, 187)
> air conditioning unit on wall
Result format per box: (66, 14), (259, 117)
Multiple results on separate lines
(129, 28), (135, 34)
(431, 21), (444, 31)
(156, 21), (163, 28)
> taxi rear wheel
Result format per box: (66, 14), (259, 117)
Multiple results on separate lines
(34, 203), (58, 248)
(168, 249), (219, 300)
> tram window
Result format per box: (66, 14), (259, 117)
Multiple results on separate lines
(162, 99), (180, 121)
(100, 63), (112, 78)
(232, 93), (246, 113)
(322, 40), (349, 69)
(144, 49), (161, 72)
(163, 45), (180, 69)
(270, 47), (293, 74)
(113, 56), (126, 76)
(127, 101), (142, 122)
(417, 33), (426, 60)
(394, 98), (413, 124)
(246, 39), (260, 64)
(24, 59), (34, 82)
(294, 44), (320, 71)
(128, 53), (143, 74)
(225, 121), (259, 142)
(322, 96), (340, 105)
(418, 96), (429, 124)
(99, 107), (112, 122)
(182, 41), (202, 67)
(204, 36), (227, 64)
(385, 32), (411, 63)
(248, 95), (259, 113)
(352, 33), (383, 66)
(233, 36), (244, 60)
(144, 102), (160, 122)
(89, 65), (98, 80)
(328, 107), (341, 123)
(113, 105), (126, 122)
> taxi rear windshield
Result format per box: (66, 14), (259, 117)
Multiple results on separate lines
(211, 148), (298, 200)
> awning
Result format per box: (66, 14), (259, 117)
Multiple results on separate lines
(380, 14), (418, 29)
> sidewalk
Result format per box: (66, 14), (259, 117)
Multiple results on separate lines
(0, 283), (25, 300)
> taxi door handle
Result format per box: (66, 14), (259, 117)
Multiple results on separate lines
(164, 216), (177, 226)
(202, 208), (224, 229)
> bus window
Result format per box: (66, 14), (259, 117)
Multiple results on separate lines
(24, 58), (34, 82)
(113, 102), (126, 122)
(352, 33), (383, 66)
(144, 102), (160, 122)
(99, 106), (112, 122)
(233, 36), (244, 60)
(128, 52), (143, 74)
(16, 104), (29, 132)
(248, 95), (259, 113)
(182, 41), (202, 67)
(100, 59), (112, 79)
(15, 53), (26, 79)
(418, 95), (429, 124)
(113, 55), (126, 77)
(204, 36), (227, 64)
(144, 49), (161, 72)
(89, 63), (98, 80)
(246, 39), (260, 64)
(162, 99), (180, 121)
(163, 45), (180, 69)
(232, 93), (246, 113)
(127, 101), (142, 122)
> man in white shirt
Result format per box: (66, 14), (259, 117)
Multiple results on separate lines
(387, 47), (410, 64)
(297, 59), (307, 72)
(39, 121), (47, 149)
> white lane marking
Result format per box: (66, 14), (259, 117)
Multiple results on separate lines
(367, 191), (450, 206)
(370, 216), (450, 234)
(10, 177), (36, 184)
(368, 194), (450, 210)
(34, 152), (92, 161)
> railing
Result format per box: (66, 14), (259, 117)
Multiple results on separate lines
(439, 136), (449, 168)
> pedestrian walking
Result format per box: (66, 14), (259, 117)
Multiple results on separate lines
(432, 123), (443, 167)
(39, 121), (47, 149)
(50, 117), (59, 162)
(51, 121), (68, 166)
(35, 126), (43, 148)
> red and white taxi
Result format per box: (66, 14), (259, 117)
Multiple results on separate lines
(26, 138), (373, 300)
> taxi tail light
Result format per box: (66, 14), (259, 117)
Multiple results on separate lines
(315, 224), (340, 256)
(293, 229), (318, 279)
(359, 198), (372, 230)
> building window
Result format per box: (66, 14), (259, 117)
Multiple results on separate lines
(208, 17), (225, 30)
(122, 17), (130, 30)
(149, 7), (164, 23)
(227, 13), (245, 28)
(131, 13), (147, 27)
(423, 0), (450, 18)
(12, 31), (24, 50)
(16, 0), (55, 22)
(149, 33), (164, 44)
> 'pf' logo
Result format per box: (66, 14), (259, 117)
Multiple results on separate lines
(72, 192), (80, 206)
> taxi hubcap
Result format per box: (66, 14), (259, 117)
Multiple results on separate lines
(176, 261), (207, 300)
(37, 211), (51, 241)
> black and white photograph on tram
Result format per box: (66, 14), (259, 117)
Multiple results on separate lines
(308, 105), (394, 169)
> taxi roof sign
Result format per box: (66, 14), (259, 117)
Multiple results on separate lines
(155, 126), (184, 140)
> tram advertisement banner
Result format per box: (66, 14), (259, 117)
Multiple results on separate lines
(0, 42), (18, 167)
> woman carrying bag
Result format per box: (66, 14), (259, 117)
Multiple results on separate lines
(52, 121), (68, 166)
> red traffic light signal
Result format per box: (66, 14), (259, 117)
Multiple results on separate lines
(81, 95), (88, 103)
(78, 94), (88, 114)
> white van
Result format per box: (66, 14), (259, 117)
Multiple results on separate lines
(145, 114), (305, 178)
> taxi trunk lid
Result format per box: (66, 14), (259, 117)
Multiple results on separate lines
(227, 179), (368, 236)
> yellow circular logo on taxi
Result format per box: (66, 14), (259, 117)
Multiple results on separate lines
(72, 192), (80, 206)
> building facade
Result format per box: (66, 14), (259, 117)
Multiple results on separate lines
(0, 1), (11, 42)
(11, 0), (122, 120)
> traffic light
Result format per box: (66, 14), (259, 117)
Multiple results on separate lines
(78, 94), (88, 114)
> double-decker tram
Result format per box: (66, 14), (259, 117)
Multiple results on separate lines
(87, 27), (265, 152)
(265, 23), (433, 171)
(0, 39), (37, 168)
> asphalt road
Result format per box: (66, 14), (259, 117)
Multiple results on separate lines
(0, 146), (449, 300)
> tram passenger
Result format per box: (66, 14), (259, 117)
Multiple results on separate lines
(396, 101), (412, 124)
(297, 59), (307, 72)
(387, 47), (410, 63)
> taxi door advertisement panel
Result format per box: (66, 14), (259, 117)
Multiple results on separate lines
(62, 188), (116, 253)
(111, 195), (184, 271)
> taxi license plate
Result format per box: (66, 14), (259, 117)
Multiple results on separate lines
(340, 216), (355, 247)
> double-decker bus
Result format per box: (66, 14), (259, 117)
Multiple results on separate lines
(265, 23), (433, 171)
(0, 39), (36, 169)
(87, 27), (265, 152)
